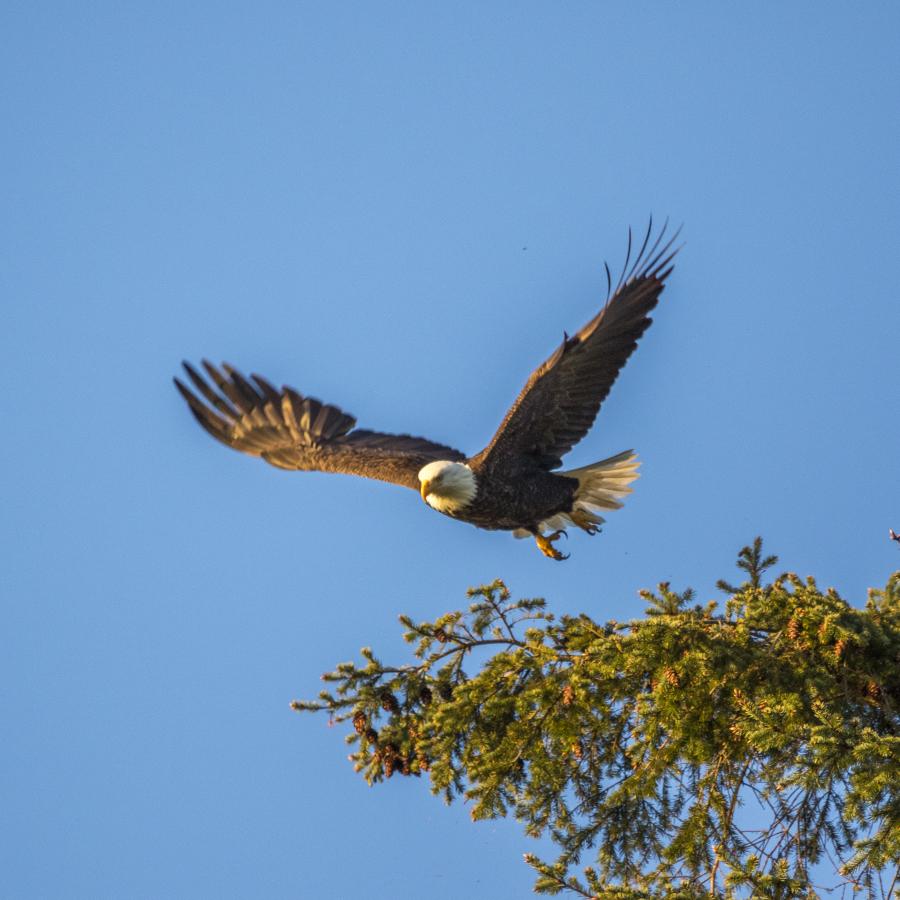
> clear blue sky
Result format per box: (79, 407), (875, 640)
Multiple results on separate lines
(3, 3), (898, 898)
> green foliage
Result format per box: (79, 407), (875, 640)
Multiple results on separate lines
(294, 542), (900, 898)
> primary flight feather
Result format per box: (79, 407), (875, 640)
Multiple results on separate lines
(175, 220), (679, 559)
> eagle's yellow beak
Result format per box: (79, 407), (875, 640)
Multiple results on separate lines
(420, 480), (431, 503)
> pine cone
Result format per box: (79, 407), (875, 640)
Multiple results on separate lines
(787, 618), (801, 642)
(381, 691), (400, 713)
(663, 667), (680, 687)
(364, 727), (378, 744)
(381, 742), (399, 778)
(562, 684), (574, 706)
(419, 685), (433, 706)
(834, 637), (848, 659)
(352, 711), (367, 734)
(434, 627), (449, 643)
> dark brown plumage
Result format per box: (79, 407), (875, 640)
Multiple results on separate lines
(471, 224), (675, 475)
(174, 361), (465, 489)
(174, 220), (679, 559)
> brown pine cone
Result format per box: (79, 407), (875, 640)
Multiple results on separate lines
(380, 741), (400, 778)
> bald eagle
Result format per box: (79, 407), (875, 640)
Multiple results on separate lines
(175, 221), (678, 559)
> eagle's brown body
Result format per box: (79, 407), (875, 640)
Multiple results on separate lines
(450, 468), (578, 532)
(174, 221), (678, 558)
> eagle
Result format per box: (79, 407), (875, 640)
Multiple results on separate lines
(174, 221), (679, 560)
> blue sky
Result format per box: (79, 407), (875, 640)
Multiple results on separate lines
(2, 3), (898, 898)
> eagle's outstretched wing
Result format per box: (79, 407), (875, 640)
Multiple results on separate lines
(470, 220), (679, 474)
(174, 361), (466, 490)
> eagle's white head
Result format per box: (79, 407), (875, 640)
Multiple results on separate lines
(418, 460), (477, 514)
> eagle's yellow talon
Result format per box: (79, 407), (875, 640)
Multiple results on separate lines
(535, 530), (569, 561)
(571, 508), (602, 535)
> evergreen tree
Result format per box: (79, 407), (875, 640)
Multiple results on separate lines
(294, 541), (899, 899)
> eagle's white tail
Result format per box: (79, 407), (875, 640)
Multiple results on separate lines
(564, 449), (640, 515)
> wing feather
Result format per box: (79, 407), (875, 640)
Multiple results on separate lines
(250, 373), (282, 405)
(175, 363), (466, 490)
(471, 220), (680, 474)
(182, 361), (239, 418)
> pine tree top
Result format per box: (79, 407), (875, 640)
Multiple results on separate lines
(294, 541), (900, 899)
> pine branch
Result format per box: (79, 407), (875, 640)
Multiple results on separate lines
(295, 544), (900, 898)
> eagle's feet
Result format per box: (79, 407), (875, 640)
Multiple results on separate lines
(535, 529), (569, 561)
(571, 508), (603, 536)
